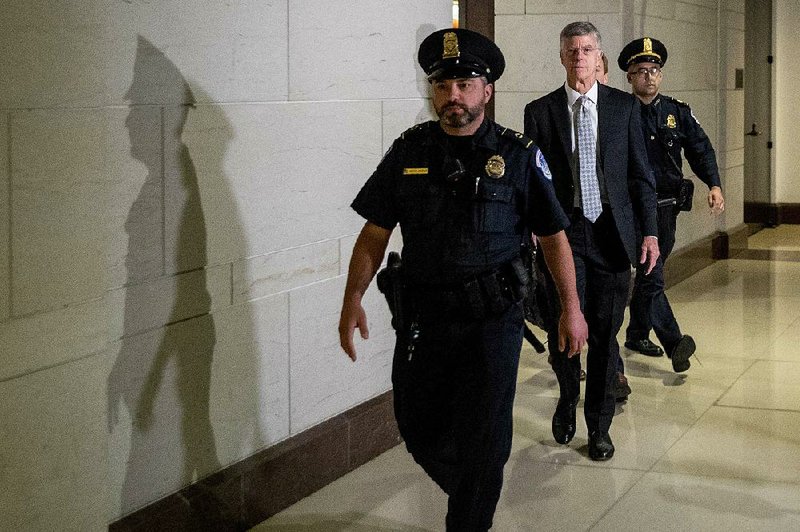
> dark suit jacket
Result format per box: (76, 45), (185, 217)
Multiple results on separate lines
(523, 83), (657, 265)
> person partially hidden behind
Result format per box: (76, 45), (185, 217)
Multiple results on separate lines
(618, 37), (725, 372)
(339, 28), (587, 531)
(524, 21), (659, 461)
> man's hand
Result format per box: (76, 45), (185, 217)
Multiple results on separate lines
(639, 235), (660, 275)
(338, 222), (392, 362)
(559, 307), (588, 358)
(339, 298), (368, 361)
(708, 186), (725, 215)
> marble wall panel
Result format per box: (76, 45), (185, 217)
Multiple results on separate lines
(288, 0), (450, 101)
(232, 240), (339, 304)
(0, 354), (108, 531)
(525, 0), (584, 13)
(634, 0), (677, 19)
(649, 17), (719, 92)
(0, 112), (8, 323)
(289, 276), (393, 434)
(496, 14), (578, 93)
(725, 0), (745, 13)
(169, 101), (382, 268)
(496, 0), (526, 14)
(0, 297), (110, 381)
(104, 0), (289, 103)
(107, 309), (259, 516)
(209, 294), (291, 467)
(721, 26), (745, 91)
(0, 1), (111, 108)
(722, 89), (745, 152)
(11, 107), (156, 316)
(495, 91), (543, 133)
(107, 266), (232, 343)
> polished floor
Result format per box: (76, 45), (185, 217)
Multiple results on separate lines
(253, 225), (800, 531)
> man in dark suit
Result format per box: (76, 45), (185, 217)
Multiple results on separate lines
(523, 21), (659, 460)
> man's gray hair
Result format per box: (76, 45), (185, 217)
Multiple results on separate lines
(559, 21), (602, 49)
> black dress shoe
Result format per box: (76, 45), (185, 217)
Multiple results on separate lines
(670, 334), (696, 372)
(588, 431), (615, 461)
(614, 372), (631, 402)
(552, 398), (578, 444)
(624, 338), (664, 357)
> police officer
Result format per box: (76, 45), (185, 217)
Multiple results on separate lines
(339, 28), (588, 531)
(618, 37), (725, 372)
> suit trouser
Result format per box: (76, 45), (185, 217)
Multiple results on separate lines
(392, 302), (523, 532)
(626, 204), (682, 353)
(547, 210), (631, 433)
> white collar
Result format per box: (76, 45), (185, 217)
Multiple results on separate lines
(564, 80), (598, 107)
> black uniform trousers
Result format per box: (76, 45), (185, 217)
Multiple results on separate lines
(626, 203), (682, 353)
(392, 302), (524, 532)
(547, 208), (630, 434)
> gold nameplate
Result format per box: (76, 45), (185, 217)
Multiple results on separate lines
(666, 114), (677, 128)
(485, 155), (505, 179)
(403, 167), (429, 175)
(443, 32), (460, 59)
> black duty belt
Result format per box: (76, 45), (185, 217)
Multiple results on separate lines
(406, 258), (527, 321)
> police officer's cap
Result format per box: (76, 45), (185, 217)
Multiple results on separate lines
(617, 37), (668, 71)
(418, 28), (505, 83)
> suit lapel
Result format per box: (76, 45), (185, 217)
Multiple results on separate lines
(549, 88), (572, 160)
(597, 84), (612, 171)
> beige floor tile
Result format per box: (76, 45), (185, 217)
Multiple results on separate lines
(495, 455), (643, 531)
(593, 472), (800, 532)
(651, 406), (800, 484)
(748, 225), (800, 251)
(718, 360), (800, 411)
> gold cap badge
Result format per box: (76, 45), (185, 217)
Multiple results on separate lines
(666, 114), (676, 128)
(442, 32), (460, 59)
(485, 155), (505, 179)
(643, 37), (653, 54)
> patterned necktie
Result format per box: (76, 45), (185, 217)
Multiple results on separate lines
(576, 96), (602, 222)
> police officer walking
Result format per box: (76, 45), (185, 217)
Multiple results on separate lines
(339, 28), (588, 531)
(618, 38), (725, 372)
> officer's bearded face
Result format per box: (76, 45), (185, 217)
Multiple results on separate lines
(432, 77), (492, 130)
(627, 61), (663, 99)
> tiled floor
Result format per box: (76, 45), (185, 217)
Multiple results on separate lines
(253, 225), (800, 532)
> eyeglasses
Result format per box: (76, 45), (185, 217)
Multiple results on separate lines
(563, 46), (599, 56)
(632, 66), (661, 77)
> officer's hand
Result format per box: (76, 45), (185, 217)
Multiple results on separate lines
(339, 299), (369, 361)
(708, 186), (725, 216)
(639, 235), (660, 275)
(559, 307), (588, 358)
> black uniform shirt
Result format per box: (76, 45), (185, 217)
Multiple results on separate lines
(352, 118), (568, 284)
(641, 94), (721, 197)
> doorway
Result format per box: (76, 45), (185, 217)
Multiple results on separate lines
(743, 0), (774, 223)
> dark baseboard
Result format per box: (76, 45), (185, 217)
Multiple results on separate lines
(744, 202), (800, 225)
(109, 391), (401, 531)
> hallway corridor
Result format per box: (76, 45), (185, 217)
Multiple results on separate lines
(253, 226), (800, 531)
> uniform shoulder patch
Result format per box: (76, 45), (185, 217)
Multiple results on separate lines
(535, 148), (552, 180)
(664, 94), (690, 109)
(498, 126), (534, 149)
(400, 121), (432, 140)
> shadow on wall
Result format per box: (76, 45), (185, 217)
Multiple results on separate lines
(415, 23), (438, 125)
(107, 36), (257, 526)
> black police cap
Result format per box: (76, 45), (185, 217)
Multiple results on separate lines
(617, 37), (668, 71)
(418, 28), (505, 83)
